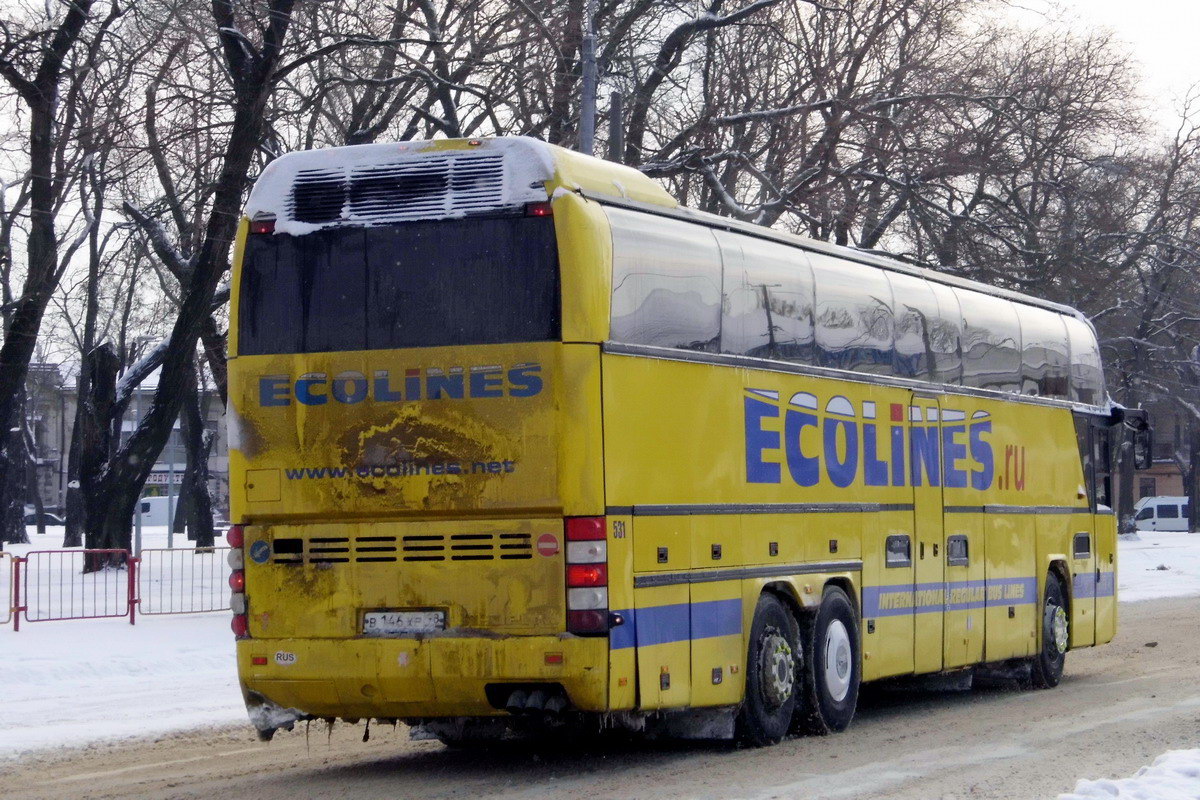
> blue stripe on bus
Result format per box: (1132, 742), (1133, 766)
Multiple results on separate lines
(613, 572), (1115, 647)
(1073, 571), (1116, 599)
(610, 598), (742, 650)
(863, 577), (1038, 617)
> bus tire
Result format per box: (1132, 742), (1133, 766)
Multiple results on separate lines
(795, 585), (860, 735)
(736, 593), (801, 746)
(1030, 574), (1068, 689)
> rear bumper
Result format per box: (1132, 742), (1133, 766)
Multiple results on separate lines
(237, 634), (610, 719)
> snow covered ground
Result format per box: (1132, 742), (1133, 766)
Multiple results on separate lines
(1118, 532), (1200, 602)
(0, 526), (241, 759)
(0, 529), (1198, 761)
(1059, 749), (1200, 799)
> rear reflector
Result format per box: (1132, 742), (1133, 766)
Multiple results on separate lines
(251, 656), (268, 666)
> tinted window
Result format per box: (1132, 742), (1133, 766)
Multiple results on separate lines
(958, 290), (1021, 393)
(720, 233), (815, 362)
(1064, 316), (1105, 406)
(926, 281), (963, 383)
(810, 254), (894, 373)
(608, 208), (722, 351)
(238, 215), (559, 354)
(1017, 304), (1070, 398)
(889, 272), (962, 383)
(1159, 504), (1179, 519)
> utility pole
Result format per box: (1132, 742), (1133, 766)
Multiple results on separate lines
(608, 91), (624, 162)
(134, 388), (142, 557)
(578, 0), (598, 155)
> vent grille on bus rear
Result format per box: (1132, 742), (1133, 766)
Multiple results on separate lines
(269, 532), (533, 564)
(288, 153), (507, 224)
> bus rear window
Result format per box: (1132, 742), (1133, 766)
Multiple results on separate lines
(237, 215), (559, 355)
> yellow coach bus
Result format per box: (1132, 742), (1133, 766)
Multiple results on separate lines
(225, 137), (1149, 746)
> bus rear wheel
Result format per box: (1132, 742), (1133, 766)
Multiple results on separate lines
(1030, 574), (1069, 689)
(795, 585), (860, 735)
(736, 593), (801, 746)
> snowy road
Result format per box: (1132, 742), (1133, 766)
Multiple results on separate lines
(4, 595), (1199, 800)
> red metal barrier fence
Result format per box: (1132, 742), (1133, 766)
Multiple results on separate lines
(0, 552), (13, 626)
(17, 549), (135, 630)
(4, 546), (234, 630)
(138, 547), (231, 615)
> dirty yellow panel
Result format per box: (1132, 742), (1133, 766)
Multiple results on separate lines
(689, 579), (745, 708)
(633, 585), (691, 710)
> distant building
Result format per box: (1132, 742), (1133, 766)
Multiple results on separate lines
(1138, 402), (1191, 500)
(23, 363), (229, 518)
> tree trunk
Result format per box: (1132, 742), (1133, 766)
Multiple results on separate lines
(1, 390), (31, 545)
(179, 367), (215, 548)
(80, 344), (121, 557)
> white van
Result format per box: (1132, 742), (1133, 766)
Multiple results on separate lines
(1133, 496), (1191, 532)
(134, 496), (174, 527)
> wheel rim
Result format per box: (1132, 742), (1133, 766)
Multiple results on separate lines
(823, 619), (853, 702)
(758, 627), (794, 709)
(1049, 603), (1069, 654)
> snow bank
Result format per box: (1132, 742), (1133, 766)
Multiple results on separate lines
(1058, 749), (1200, 799)
(1118, 532), (1200, 603)
(0, 526), (243, 758)
(0, 612), (242, 758)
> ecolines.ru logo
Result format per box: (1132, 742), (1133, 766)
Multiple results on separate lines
(743, 389), (995, 489)
(258, 363), (543, 406)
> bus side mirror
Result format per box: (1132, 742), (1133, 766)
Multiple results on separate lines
(1132, 426), (1153, 471)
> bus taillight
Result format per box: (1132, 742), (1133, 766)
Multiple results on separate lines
(565, 517), (609, 635)
(226, 524), (245, 548)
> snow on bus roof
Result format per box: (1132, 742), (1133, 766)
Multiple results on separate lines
(244, 137), (556, 236)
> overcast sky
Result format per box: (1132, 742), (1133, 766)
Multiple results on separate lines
(1015, 0), (1200, 126)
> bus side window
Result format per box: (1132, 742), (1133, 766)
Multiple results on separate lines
(609, 208), (722, 352)
(925, 280), (964, 384)
(1016, 304), (1070, 399)
(957, 289), (1021, 394)
(810, 254), (895, 375)
(888, 272), (942, 382)
(1064, 316), (1105, 406)
(719, 233), (815, 364)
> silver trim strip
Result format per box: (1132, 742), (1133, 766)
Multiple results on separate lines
(608, 502), (914, 516)
(634, 559), (863, 589)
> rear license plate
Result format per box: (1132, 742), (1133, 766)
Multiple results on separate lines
(362, 610), (446, 637)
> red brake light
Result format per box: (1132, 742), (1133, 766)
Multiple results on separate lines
(249, 218), (275, 234)
(228, 570), (245, 592)
(566, 517), (605, 541)
(226, 525), (244, 548)
(567, 563), (608, 587)
(231, 614), (249, 637)
(525, 201), (553, 217)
